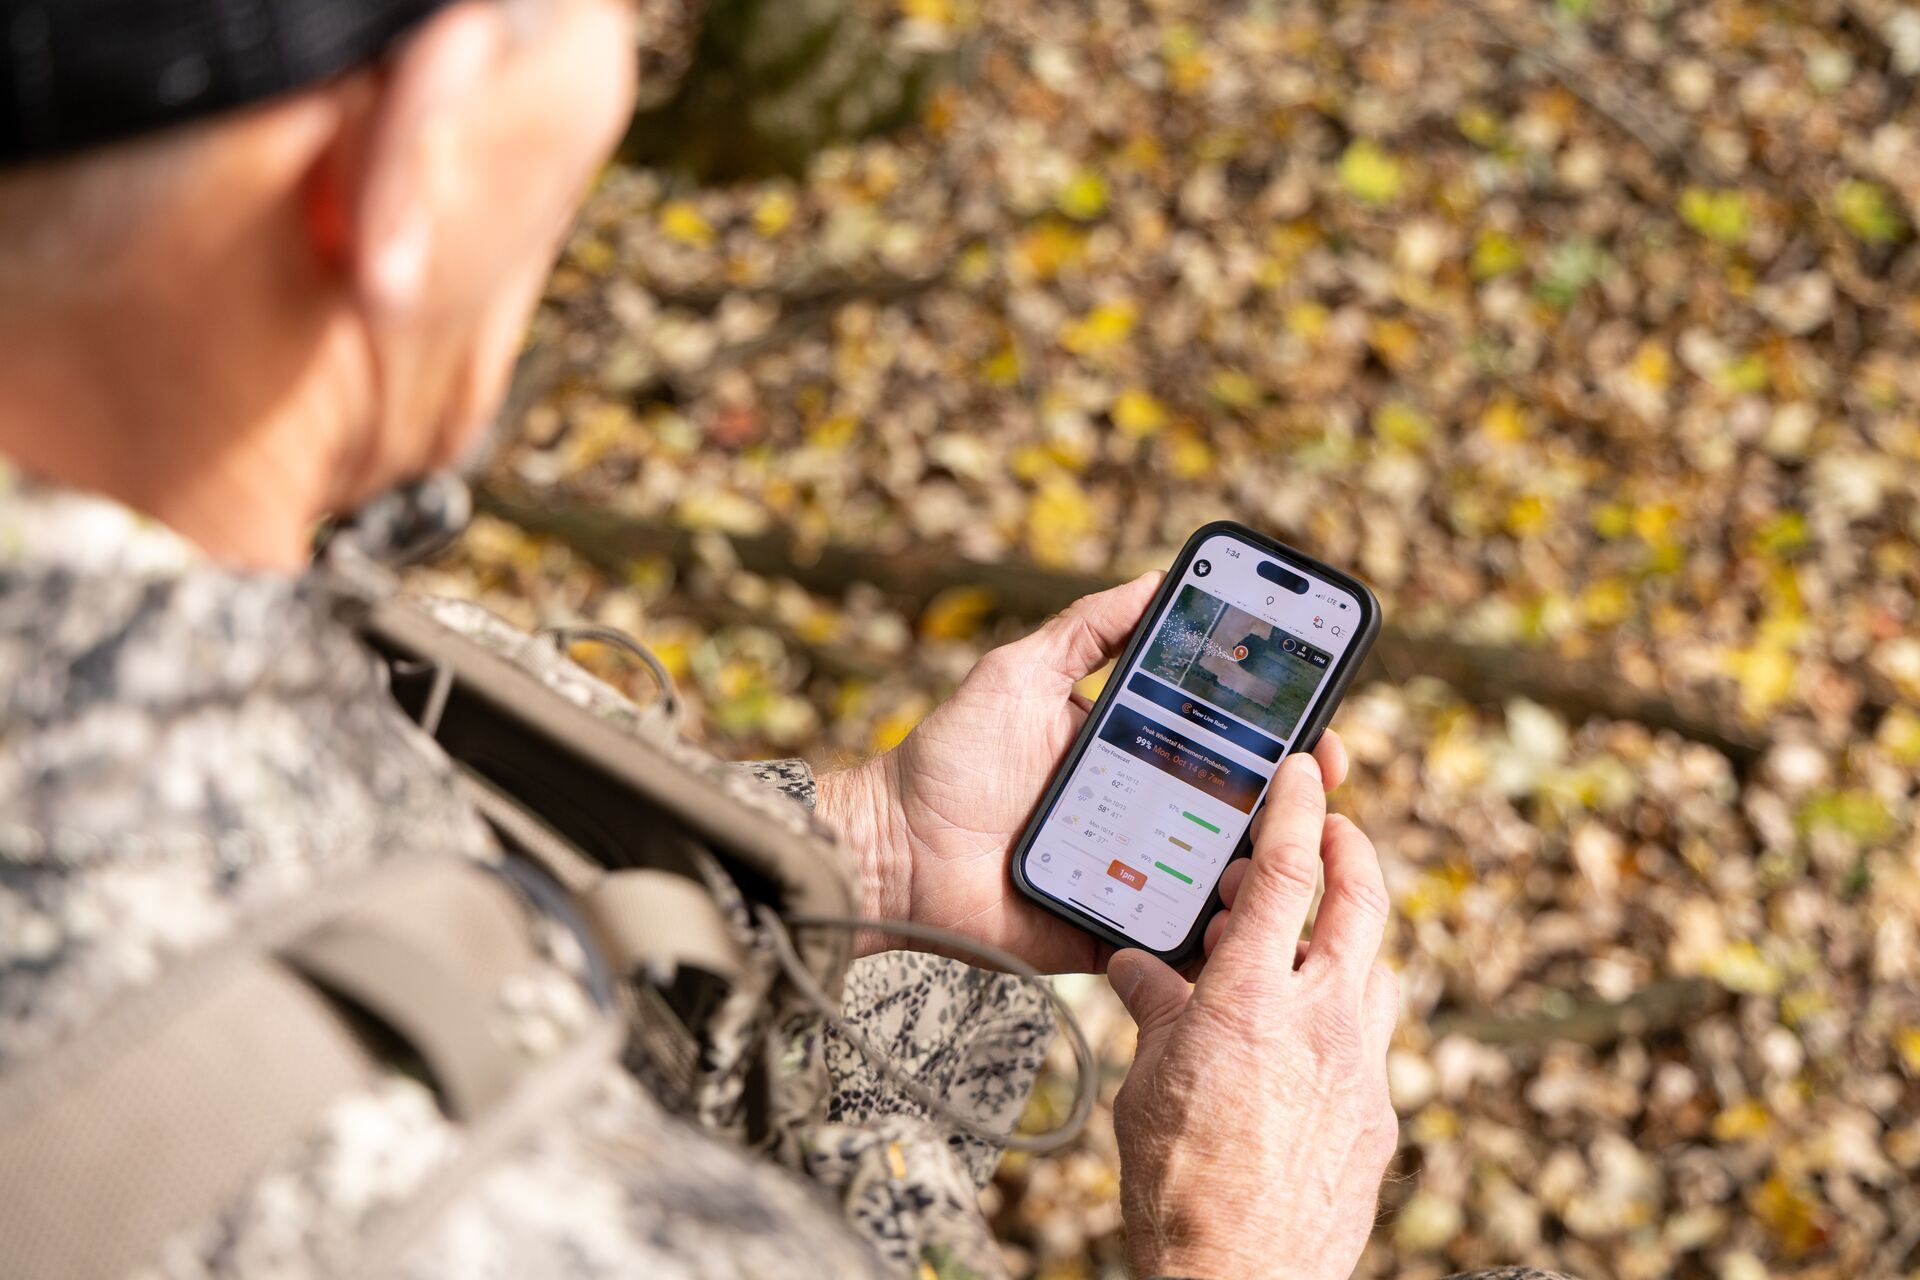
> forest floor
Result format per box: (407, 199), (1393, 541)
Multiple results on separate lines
(410, 0), (1920, 1275)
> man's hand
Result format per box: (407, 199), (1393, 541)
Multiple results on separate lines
(816, 573), (1350, 973)
(1107, 752), (1399, 1279)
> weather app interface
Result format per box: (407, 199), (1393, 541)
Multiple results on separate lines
(1022, 536), (1363, 952)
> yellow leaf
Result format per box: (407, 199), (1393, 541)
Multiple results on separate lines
(752, 189), (796, 237)
(1579, 577), (1633, 626)
(1897, 1026), (1920, 1075)
(1057, 168), (1109, 221)
(648, 636), (692, 682)
(1208, 368), (1261, 409)
(1284, 300), (1329, 340)
(1779, 985), (1829, 1030)
(1027, 477), (1095, 565)
(1679, 187), (1752, 246)
(1268, 220), (1321, 261)
(1479, 397), (1528, 445)
(1748, 1174), (1828, 1259)
(980, 345), (1023, 387)
(1010, 443), (1054, 482)
(1471, 228), (1525, 280)
(1728, 644), (1796, 717)
(1120, 133), (1163, 170)
(1074, 661), (1115, 703)
(1834, 179), (1910, 245)
(919, 586), (997, 641)
(1410, 1103), (1460, 1144)
(1373, 400), (1432, 448)
(1456, 103), (1504, 148)
(870, 699), (929, 752)
(1505, 493), (1552, 536)
(1061, 300), (1137, 356)
(1876, 708), (1920, 766)
(713, 657), (758, 701)
(922, 83), (959, 135)
(898, 0), (952, 25)
(1708, 941), (1784, 995)
(1718, 352), (1771, 395)
(1015, 222), (1088, 281)
(566, 402), (640, 470)
(675, 489), (769, 536)
(571, 237), (615, 274)
(807, 415), (859, 450)
(1168, 432), (1214, 479)
(1112, 388), (1168, 437)
(1399, 858), (1473, 921)
(1632, 502), (1680, 544)
(1796, 788), (1898, 844)
(795, 609), (842, 646)
(1592, 501), (1633, 539)
(1393, 1191), (1464, 1252)
(953, 241), (995, 287)
(1165, 38), (1212, 95)
(832, 678), (870, 723)
(1369, 317), (1421, 368)
(1711, 1098), (1773, 1141)
(1631, 341), (1672, 389)
(1046, 434), (1096, 473)
(1753, 511), (1808, 558)
(1339, 140), (1404, 206)
(659, 200), (715, 248)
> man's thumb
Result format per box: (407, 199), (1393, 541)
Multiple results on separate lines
(1109, 949), (1191, 1067)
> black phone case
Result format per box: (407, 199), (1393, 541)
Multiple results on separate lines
(1008, 520), (1383, 967)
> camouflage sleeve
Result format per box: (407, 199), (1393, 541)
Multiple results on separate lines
(723, 755), (1048, 1276)
(828, 953), (1052, 1186)
(729, 759), (820, 812)
(725, 760), (1052, 1187)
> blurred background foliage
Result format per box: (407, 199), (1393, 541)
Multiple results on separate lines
(410, 0), (1920, 1275)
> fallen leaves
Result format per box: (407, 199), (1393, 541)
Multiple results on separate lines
(424, 0), (1920, 1275)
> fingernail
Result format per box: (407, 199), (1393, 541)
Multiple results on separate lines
(1109, 953), (1141, 1002)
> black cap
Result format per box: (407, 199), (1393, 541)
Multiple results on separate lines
(0, 0), (453, 165)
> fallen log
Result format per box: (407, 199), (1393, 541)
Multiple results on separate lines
(474, 486), (1807, 765)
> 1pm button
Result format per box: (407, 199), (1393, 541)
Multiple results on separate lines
(1107, 860), (1148, 890)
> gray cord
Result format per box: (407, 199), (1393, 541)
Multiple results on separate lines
(401, 615), (1092, 1149)
(389, 657), (455, 737)
(537, 624), (684, 728)
(754, 907), (1098, 1154)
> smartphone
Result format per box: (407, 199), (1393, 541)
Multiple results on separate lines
(1010, 521), (1381, 966)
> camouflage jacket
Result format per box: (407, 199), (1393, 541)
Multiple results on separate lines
(0, 469), (1051, 1280)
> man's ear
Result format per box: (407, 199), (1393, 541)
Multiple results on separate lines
(299, 2), (507, 316)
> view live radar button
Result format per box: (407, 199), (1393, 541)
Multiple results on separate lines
(1127, 673), (1285, 761)
(1107, 860), (1148, 890)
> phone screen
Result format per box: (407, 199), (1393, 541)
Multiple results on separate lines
(1019, 532), (1369, 953)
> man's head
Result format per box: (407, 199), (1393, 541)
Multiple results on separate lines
(0, 0), (636, 568)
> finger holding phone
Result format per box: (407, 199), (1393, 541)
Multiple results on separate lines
(817, 520), (1397, 1274)
(1009, 521), (1381, 965)
(1108, 752), (1401, 1279)
(817, 559), (1354, 974)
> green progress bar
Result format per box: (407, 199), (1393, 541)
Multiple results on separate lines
(1166, 835), (1193, 852)
(1181, 811), (1220, 834)
(1154, 861), (1194, 884)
